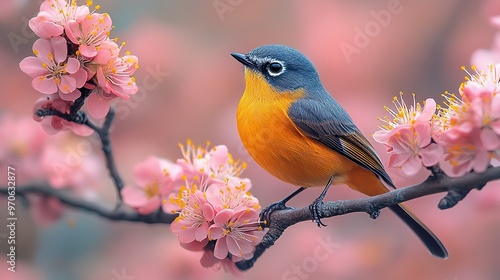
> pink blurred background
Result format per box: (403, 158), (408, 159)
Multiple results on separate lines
(1, 0), (500, 279)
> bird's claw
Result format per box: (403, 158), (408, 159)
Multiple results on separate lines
(260, 201), (294, 226)
(309, 198), (327, 227)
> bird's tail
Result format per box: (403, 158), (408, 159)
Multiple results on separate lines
(389, 204), (448, 259)
(345, 167), (447, 258)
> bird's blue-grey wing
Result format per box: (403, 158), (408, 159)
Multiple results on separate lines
(288, 96), (395, 188)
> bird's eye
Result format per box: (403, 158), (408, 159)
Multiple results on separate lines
(267, 61), (285, 76)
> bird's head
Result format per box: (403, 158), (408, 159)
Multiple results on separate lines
(231, 45), (323, 95)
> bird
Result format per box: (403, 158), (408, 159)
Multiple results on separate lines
(231, 44), (448, 259)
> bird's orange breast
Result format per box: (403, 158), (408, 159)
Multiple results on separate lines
(236, 70), (360, 187)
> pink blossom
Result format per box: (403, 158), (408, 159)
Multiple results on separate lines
(168, 142), (262, 267)
(96, 52), (139, 99)
(373, 93), (436, 144)
(19, 36), (87, 101)
(81, 39), (120, 79)
(442, 132), (491, 176)
(29, 0), (90, 38)
(66, 12), (113, 58)
(171, 189), (215, 243)
(208, 208), (262, 260)
(374, 93), (442, 175)
(435, 66), (500, 175)
(472, 95), (500, 150)
(459, 65), (500, 150)
(89, 39), (121, 66)
(459, 65), (500, 99)
(437, 66), (500, 154)
(208, 145), (249, 186)
(386, 123), (444, 176)
(164, 141), (252, 213)
(33, 95), (94, 136)
(177, 140), (250, 189)
(121, 156), (182, 215)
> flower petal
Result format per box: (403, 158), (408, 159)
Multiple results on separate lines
(32, 76), (57, 94)
(400, 155), (421, 176)
(79, 44), (99, 58)
(65, 58), (80, 74)
(418, 98), (436, 122)
(137, 196), (161, 215)
(208, 225), (224, 240)
(195, 222), (209, 242)
(19, 57), (47, 77)
(420, 143), (444, 167)
(58, 75), (77, 94)
(177, 226), (197, 244)
(121, 186), (149, 207)
(225, 235), (243, 257)
(29, 14), (64, 38)
(213, 237), (229, 260)
(214, 209), (234, 225)
(87, 91), (111, 119)
(472, 149), (490, 173)
(133, 156), (163, 187)
(202, 203), (215, 221)
(59, 88), (81, 102)
(51, 36), (68, 63)
(372, 129), (392, 144)
(480, 128), (500, 150)
(32, 38), (53, 66)
(64, 20), (80, 45)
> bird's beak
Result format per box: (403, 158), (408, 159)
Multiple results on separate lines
(231, 52), (255, 68)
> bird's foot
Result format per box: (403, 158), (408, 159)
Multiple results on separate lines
(260, 201), (295, 227)
(309, 197), (327, 227)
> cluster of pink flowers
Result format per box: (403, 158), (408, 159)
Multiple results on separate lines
(374, 64), (500, 177)
(121, 141), (263, 271)
(19, 0), (138, 135)
(435, 65), (500, 176)
(373, 93), (443, 176)
(374, 12), (500, 177)
(170, 180), (262, 266)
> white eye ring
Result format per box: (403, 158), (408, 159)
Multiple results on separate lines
(266, 60), (286, 77)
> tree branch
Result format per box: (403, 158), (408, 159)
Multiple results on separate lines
(235, 165), (500, 270)
(0, 183), (176, 224)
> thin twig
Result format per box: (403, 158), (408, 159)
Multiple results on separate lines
(0, 184), (176, 224)
(88, 109), (125, 199)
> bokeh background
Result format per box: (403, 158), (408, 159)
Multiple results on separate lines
(1, 0), (500, 279)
